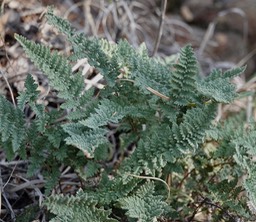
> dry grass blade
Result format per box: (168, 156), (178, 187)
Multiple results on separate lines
(146, 86), (170, 101)
(237, 46), (256, 67)
(151, 0), (167, 57)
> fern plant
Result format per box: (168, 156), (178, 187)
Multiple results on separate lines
(0, 7), (254, 221)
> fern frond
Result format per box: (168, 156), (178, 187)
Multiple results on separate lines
(71, 34), (121, 86)
(46, 10), (121, 86)
(206, 66), (245, 81)
(0, 96), (26, 152)
(170, 45), (199, 106)
(126, 124), (171, 176)
(63, 123), (108, 157)
(43, 164), (61, 195)
(208, 178), (250, 219)
(46, 7), (76, 39)
(14, 34), (84, 99)
(116, 40), (172, 98)
(232, 123), (256, 217)
(17, 74), (39, 110)
(233, 128), (256, 175)
(172, 104), (216, 153)
(95, 176), (139, 205)
(196, 66), (245, 103)
(118, 182), (168, 222)
(80, 99), (126, 129)
(44, 189), (118, 222)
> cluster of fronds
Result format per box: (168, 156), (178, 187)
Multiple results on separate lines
(0, 7), (254, 221)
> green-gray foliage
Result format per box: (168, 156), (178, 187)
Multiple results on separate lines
(0, 7), (253, 221)
(233, 124), (256, 217)
(44, 189), (118, 222)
